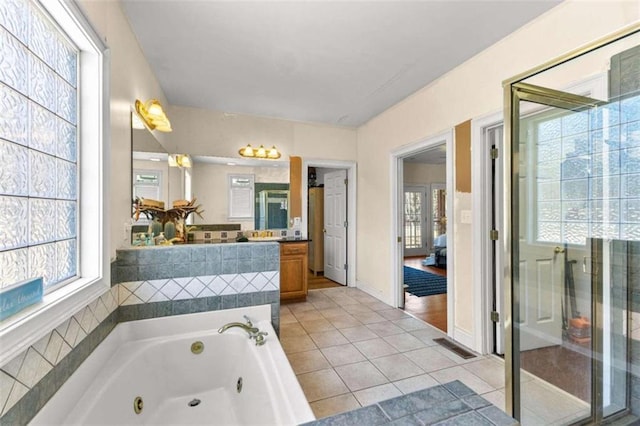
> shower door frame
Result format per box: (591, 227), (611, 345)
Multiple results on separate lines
(502, 23), (640, 423)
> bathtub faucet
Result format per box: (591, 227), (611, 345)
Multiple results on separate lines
(218, 316), (268, 346)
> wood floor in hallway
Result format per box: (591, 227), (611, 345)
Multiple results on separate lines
(403, 256), (447, 333)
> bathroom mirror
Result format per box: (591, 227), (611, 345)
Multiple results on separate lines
(189, 155), (290, 230)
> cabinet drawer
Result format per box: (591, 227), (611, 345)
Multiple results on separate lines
(280, 243), (308, 256)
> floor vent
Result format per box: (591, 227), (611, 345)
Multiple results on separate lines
(433, 338), (476, 360)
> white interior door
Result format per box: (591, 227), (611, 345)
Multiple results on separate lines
(324, 170), (347, 285)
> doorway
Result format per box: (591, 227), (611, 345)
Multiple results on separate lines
(391, 130), (454, 337)
(303, 161), (356, 289)
(402, 148), (448, 332)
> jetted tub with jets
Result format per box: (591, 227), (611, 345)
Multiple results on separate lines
(31, 305), (314, 425)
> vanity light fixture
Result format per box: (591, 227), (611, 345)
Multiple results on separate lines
(168, 154), (191, 168)
(238, 144), (281, 159)
(135, 99), (172, 132)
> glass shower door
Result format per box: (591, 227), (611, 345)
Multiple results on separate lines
(510, 82), (632, 425)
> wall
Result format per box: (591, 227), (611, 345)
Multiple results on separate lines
(168, 105), (357, 161)
(403, 163), (446, 185)
(191, 162), (289, 228)
(355, 0), (640, 340)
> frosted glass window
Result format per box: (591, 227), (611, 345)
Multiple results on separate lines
(534, 95), (640, 244)
(0, 0), (78, 291)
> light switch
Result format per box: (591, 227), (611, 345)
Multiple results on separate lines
(460, 210), (472, 224)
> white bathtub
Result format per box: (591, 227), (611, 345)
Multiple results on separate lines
(31, 305), (314, 425)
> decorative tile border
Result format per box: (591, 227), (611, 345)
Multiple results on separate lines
(0, 286), (118, 418)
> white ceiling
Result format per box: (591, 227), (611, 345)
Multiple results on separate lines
(121, 0), (561, 127)
(404, 144), (446, 164)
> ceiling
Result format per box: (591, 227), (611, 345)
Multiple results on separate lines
(121, 1), (561, 127)
(404, 144), (446, 164)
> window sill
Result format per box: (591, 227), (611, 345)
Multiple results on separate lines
(0, 275), (109, 366)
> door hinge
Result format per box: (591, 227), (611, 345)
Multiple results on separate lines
(344, 178), (348, 185)
(490, 148), (499, 159)
(490, 229), (499, 240)
(344, 221), (348, 228)
(491, 311), (500, 322)
(344, 263), (348, 270)
(397, 236), (402, 243)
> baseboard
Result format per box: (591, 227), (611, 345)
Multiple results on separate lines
(355, 280), (392, 306)
(452, 326), (476, 352)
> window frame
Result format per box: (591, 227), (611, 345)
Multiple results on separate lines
(0, 0), (109, 367)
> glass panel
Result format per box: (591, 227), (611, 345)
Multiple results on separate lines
(0, 26), (28, 95)
(56, 158), (76, 200)
(28, 242), (56, 288)
(30, 100), (57, 155)
(432, 188), (446, 240)
(29, 54), (57, 113)
(56, 239), (76, 283)
(57, 76), (76, 124)
(57, 118), (76, 162)
(29, 3), (57, 68)
(403, 190), (422, 250)
(57, 200), (76, 240)
(0, 0), (29, 45)
(29, 198), (56, 245)
(0, 139), (28, 196)
(0, 248), (28, 289)
(0, 195), (28, 250)
(0, 83), (29, 146)
(29, 150), (56, 198)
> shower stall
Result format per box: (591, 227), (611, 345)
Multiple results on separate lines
(503, 25), (640, 424)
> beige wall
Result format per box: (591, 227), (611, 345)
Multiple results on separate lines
(77, 0), (170, 257)
(167, 105), (357, 161)
(403, 163), (445, 185)
(355, 0), (640, 339)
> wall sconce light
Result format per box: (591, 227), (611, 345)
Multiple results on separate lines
(135, 99), (172, 132)
(238, 144), (281, 159)
(169, 154), (191, 168)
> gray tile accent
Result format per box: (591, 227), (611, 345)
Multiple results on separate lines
(191, 247), (206, 262)
(302, 405), (390, 426)
(116, 265), (138, 283)
(116, 249), (138, 266)
(222, 245), (238, 260)
(307, 381), (516, 426)
(110, 259), (118, 287)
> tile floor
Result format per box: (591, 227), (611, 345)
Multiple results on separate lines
(281, 286), (589, 425)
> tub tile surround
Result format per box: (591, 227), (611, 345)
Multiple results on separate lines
(0, 242), (281, 424)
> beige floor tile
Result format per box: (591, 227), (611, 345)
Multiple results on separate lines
(280, 312), (299, 325)
(309, 330), (349, 348)
(280, 305), (292, 314)
(481, 389), (505, 411)
(300, 318), (335, 333)
(288, 302), (317, 313)
(341, 303), (373, 314)
(370, 353), (424, 381)
(403, 347), (456, 372)
(409, 327), (446, 345)
(366, 321), (405, 337)
(333, 296), (360, 306)
(430, 365), (495, 394)
(280, 322), (307, 337)
(520, 379), (589, 424)
(310, 299), (339, 310)
(280, 334), (317, 354)
(368, 301), (395, 311)
(382, 332), (427, 352)
(307, 290), (331, 301)
(431, 345), (482, 365)
(354, 338), (399, 359)
(353, 383), (402, 407)
(287, 349), (331, 374)
(321, 343), (367, 366)
(297, 368), (350, 402)
(352, 311), (387, 324)
(294, 309), (325, 322)
(318, 307), (348, 319)
(310, 393), (361, 419)
(393, 317), (429, 331)
(463, 357), (505, 389)
(328, 314), (362, 329)
(378, 309), (412, 321)
(339, 325), (379, 343)
(335, 360), (389, 391)
(393, 373), (439, 394)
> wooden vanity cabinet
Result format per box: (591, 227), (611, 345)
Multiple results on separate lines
(279, 242), (308, 301)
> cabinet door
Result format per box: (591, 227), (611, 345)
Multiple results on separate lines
(281, 255), (305, 297)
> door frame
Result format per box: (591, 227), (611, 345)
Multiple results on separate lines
(471, 111), (504, 356)
(301, 159), (357, 287)
(402, 184), (428, 257)
(390, 129), (454, 338)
